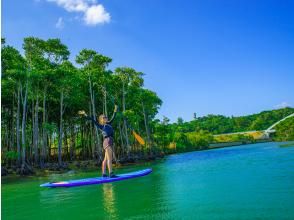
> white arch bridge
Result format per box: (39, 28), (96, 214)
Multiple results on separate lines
(262, 113), (294, 138)
(214, 113), (294, 139)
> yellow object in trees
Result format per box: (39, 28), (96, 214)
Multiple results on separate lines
(132, 130), (145, 145)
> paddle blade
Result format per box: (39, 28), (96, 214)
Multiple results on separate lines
(132, 130), (145, 145)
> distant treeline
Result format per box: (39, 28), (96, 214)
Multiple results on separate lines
(174, 107), (294, 134)
(157, 107), (294, 152)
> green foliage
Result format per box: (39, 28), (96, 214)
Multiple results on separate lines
(174, 132), (189, 147)
(43, 122), (57, 133)
(170, 108), (294, 135)
(274, 117), (294, 141)
(185, 130), (213, 149)
(6, 151), (18, 159)
(214, 134), (254, 143)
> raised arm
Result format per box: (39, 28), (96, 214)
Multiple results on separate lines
(78, 111), (103, 129)
(84, 116), (103, 129)
(107, 105), (118, 124)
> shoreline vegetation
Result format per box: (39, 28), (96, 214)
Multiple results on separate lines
(2, 37), (294, 178)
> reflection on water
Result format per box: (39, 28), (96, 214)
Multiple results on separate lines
(102, 184), (118, 219)
(40, 187), (76, 204)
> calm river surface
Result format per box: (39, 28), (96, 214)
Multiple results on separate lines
(2, 142), (294, 220)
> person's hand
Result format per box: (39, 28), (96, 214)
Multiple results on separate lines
(78, 110), (87, 117)
(114, 105), (118, 113)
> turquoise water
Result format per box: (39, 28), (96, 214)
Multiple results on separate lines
(2, 142), (294, 219)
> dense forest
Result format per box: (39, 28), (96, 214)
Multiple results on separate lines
(1, 37), (294, 175)
(1, 37), (162, 174)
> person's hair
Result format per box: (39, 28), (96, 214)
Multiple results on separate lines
(99, 114), (106, 124)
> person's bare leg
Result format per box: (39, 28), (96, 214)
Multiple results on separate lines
(105, 147), (113, 174)
(102, 153), (107, 175)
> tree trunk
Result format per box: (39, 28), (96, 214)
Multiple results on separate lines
(58, 91), (64, 167)
(64, 126), (69, 159)
(34, 93), (39, 165)
(122, 82), (130, 155)
(104, 85), (108, 117)
(118, 122), (125, 155)
(70, 124), (75, 160)
(16, 85), (21, 166)
(32, 100), (35, 162)
(142, 102), (151, 150)
(88, 99), (93, 158)
(10, 93), (15, 155)
(21, 82), (28, 167)
(41, 91), (47, 168)
(89, 78), (101, 161)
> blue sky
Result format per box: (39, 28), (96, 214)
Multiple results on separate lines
(2, 0), (294, 122)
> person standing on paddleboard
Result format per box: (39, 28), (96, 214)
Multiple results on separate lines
(78, 105), (118, 178)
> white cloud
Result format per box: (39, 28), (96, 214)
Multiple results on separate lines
(84, 5), (110, 25)
(55, 17), (65, 29)
(275, 102), (291, 109)
(47, 0), (110, 26)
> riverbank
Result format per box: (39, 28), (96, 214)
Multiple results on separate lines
(1, 152), (165, 178)
(208, 139), (271, 149)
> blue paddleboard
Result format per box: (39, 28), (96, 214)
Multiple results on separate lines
(40, 168), (152, 188)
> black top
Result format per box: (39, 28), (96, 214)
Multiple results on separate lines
(85, 111), (116, 138)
